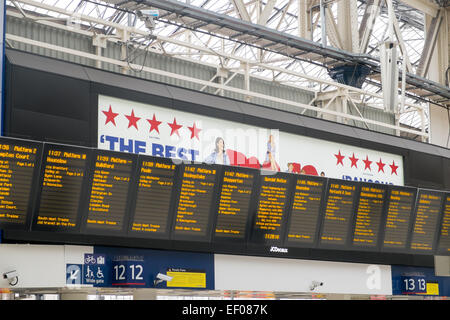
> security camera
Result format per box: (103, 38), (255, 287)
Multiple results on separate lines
(136, 10), (159, 31)
(153, 273), (173, 286)
(309, 280), (323, 291)
(156, 273), (173, 282)
(3, 270), (19, 286)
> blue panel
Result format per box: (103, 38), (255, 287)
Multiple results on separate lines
(92, 246), (214, 289)
(391, 265), (450, 296)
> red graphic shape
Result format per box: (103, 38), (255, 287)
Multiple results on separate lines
(302, 165), (318, 176)
(147, 114), (162, 134)
(125, 109), (141, 129)
(226, 149), (260, 169)
(363, 155), (372, 171)
(335, 150), (345, 166)
(291, 163), (301, 173)
(390, 161), (399, 175)
(376, 158), (386, 173)
(167, 118), (183, 137)
(102, 105), (119, 126)
(188, 122), (202, 140)
(349, 153), (359, 168)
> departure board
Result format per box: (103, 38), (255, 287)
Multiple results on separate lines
(33, 144), (90, 231)
(250, 173), (291, 243)
(0, 139), (40, 228)
(172, 164), (218, 239)
(129, 157), (177, 237)
(351, 184), (387, 249)
(285, 176), (326, 246)
(381, 187), (416, 251)
(85, 151), (135, 233)
(437, 194), (450, 254)
(214, 167), (257, 240)
(409, 190), (443, 252)
(319, 180), (357, 247)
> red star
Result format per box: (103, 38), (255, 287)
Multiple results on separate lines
(376, 158), (386, 173)
(125, 109), (141, 129)
(335, 150), (345, 166)
(167, 117), (183, 137)
(102, 105), (119, 126)
(363, 155), (372, 171)
(188, 122), (202, 140)
(349, 153), (359, 168)
(389, 160), (399, 175)
(147, 113), (162, 134)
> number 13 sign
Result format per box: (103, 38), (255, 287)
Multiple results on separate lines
(401, 276), (427, 294)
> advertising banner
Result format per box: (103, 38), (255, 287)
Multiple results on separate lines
(98, 95), (404, 186)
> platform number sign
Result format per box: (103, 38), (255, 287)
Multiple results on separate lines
(401, 276), (427, 294)
(112, 261), (146, 286)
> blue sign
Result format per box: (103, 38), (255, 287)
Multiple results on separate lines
(84, 253), (106, 265)
(89, 246), (214, 289)
(392, 266), (450, 296)
(66, 264), (82, 285)
(83, 253), (106, 285)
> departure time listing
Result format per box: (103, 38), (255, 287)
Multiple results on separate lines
(86, 154), (133, 230)
(0, 142), (38, 225)
(36, 148), (87, 228)
(174, 165), (217, 236)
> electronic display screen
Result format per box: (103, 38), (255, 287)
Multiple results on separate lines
(0, 138), (40, 228)
(351, 184), (387, 249)
(172, 164), (218, 240)
(381, 187), (416, 251)
(250, 173), (292, 244)
(33, 144), (90, 231)
(437, 194), (450, 254)
(285, 175), (326, 246)
(84, 151), (135, 233)
(319, 180), (357, 247)
(128, 156), (177, 237)
(214, 166), (257, 240)
(409, 190), (444, 252)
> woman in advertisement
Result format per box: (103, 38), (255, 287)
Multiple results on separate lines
(263, 134), (280, 171)
(204, 137), (230, 165)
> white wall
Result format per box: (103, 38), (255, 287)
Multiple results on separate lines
(0, 244), (93, 288)
(214, 254), (392, 295)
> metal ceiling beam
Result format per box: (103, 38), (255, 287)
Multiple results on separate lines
(138, 0), (450, 103)
(397, 0), (440, 17)
(231, 0), (251, 21)
(416, 8), (445, 77)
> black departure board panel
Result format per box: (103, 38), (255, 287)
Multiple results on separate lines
(409, 190), (443, 253)
(319, 180), (357, 247)
(437, 194), (450, 254)
(84, 151), (135, 233)
(172, 164), (218, 240)
(214, 166), (257, 241)
(33, 144), (90, 232)
(128, 156), (177, 238)
(351, 184), (387, 249)
(5, 134), (450, 264)
(250, 173), (292, 244)
(285, 175), (326, 246)
(381, 187), (416, 251)
(0, 138), (40, 228)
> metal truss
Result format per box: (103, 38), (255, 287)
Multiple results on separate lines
(5, 0), (449, 142)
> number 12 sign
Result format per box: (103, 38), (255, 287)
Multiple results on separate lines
(401, 276), (427, 294)
(112, 261), (146, 286)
